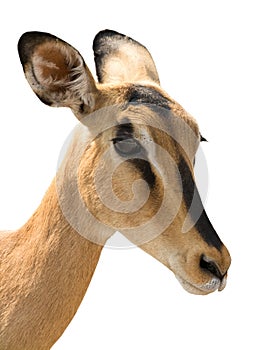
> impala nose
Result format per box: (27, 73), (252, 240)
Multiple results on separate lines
(200, 255), (223, 280)
(200, 255), (228, 291)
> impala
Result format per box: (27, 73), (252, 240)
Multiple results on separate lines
(0, 30), (231, 349)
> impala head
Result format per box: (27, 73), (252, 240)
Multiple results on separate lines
(18, 30), (231, 295)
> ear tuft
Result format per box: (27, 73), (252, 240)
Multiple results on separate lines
(93, 29), (160, 85)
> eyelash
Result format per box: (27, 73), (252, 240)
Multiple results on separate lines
(112, 137), (127, 144)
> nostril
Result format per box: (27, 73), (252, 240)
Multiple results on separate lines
(200, 255), (223, 280)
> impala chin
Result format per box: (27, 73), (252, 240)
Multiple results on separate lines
(175, 273), (227, 295)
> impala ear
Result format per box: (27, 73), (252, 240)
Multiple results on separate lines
(18, 31), (98, 113)
(93, 30), (160, 85)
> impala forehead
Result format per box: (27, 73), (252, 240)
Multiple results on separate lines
(93, 85), (200, 160)
(126, 85), (199, 129)
(116, 85), (201, 151)
(127, 84), (172, 111)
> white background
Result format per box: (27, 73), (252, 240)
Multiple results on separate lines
(1, 1), (265, 349)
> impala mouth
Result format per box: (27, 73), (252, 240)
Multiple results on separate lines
(175, 273), (227, 295)
(218, 274), (227, 292)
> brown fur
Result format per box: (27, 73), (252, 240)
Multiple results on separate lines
(0, 181), (103, 349)
(0, 30), (231, 349)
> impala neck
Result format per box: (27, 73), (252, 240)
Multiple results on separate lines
(0, 178), (106, 349)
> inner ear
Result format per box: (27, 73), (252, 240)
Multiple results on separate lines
(93, 30), (160, 85)
(34, 43), (75, 86)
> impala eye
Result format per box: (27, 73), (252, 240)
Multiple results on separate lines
(113, 137), (141, 157)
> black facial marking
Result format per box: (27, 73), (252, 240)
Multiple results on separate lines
(127, 85), (171, 111)
(127, 159), (156, 189)
(116, 121), (134, 139)
(113, 121), (156, 189)
(179, 156), (223, 250)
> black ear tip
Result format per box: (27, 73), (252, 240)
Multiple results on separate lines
(96, 29), (123, 38)
(18, 31), (58, 45)
(92, 29), (138, 52)
(18, 32), (33, 67)
(18, 32), (42, 66)
(94, 29), (124, 42)
(18, 31), (60, 66)
(18, 31), (48, 50)
(93, 29), (123, 52)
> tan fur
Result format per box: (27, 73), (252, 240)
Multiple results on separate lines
(93, 31), (160, 84)
(0, 31), (231, 349)
(99, 44), (160, 84)
(0, 181), (104, 349)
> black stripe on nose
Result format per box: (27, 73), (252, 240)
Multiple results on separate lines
(179, 156), (223, 251)
(127, 158), (156, 189)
